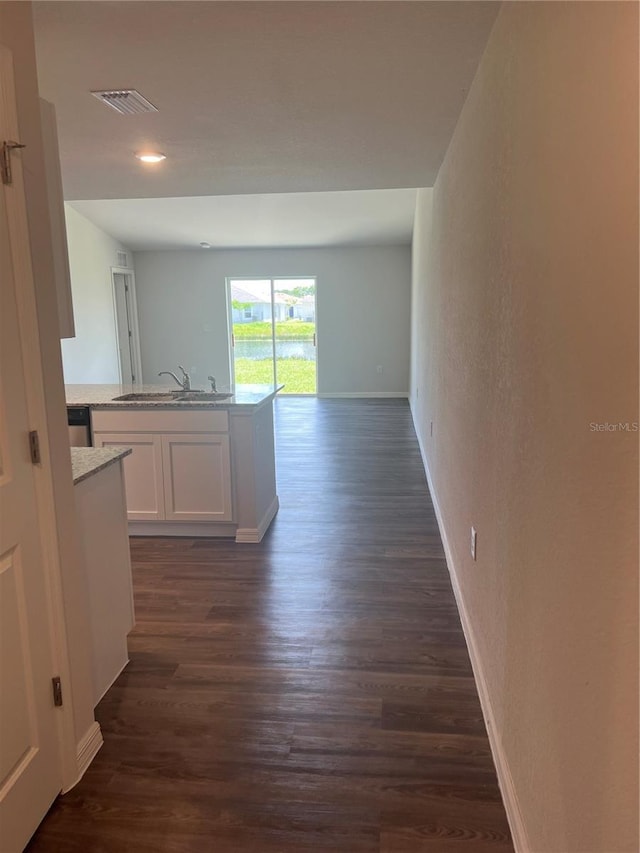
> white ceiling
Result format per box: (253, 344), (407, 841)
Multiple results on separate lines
(69, 189), (417, 251)
(33, 1), (499, 249)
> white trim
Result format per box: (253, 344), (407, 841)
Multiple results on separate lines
(409, 400), (530, 853)
(111, 267), (143, 385)
(235, 495), (279, 543)
(225, 277), (235, 389)
(128, 521), (238, 538)
(129, 495), (280, 542)
(1, 43), (80, 793)
(64, 722), (103, 793)
(318, 391), (408, 399)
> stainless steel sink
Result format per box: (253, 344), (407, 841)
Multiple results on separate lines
(112, 392), (184, 401)
(176, 392), (233, 401)
(112, 391), (233, 403)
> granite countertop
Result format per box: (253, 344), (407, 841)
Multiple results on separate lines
(71, 447), (132, 485)
(65, 383), (283, 410)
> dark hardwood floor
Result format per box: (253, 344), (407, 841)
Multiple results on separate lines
(28, 398), (513, 852)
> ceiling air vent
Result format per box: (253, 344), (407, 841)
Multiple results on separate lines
(90, 89), (158, 115)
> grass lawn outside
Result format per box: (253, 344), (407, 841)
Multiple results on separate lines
(233, 321), (315, 340)
(234, 358), (316, 394)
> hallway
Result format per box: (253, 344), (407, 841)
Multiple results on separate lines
(29, 398), (512, 852)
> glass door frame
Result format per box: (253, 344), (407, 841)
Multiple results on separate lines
(226, 276), (318, 395)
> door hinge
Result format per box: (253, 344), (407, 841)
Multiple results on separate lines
(1, 140), (27, 185)
(29, 430), (41, 464)
(52, 676), (63, 707)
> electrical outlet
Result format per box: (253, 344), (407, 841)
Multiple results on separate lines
(376, 365), (383, 374)
(471, 527), (477, 561)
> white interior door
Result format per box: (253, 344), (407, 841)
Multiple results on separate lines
(112, 271), (140, 384)
(0, 45), (62, 850)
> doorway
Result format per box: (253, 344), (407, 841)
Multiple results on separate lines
(112, 268), (142, 384)
(228, 277), (317, 394)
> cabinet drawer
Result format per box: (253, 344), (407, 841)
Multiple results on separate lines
(92, 408), (228, 435)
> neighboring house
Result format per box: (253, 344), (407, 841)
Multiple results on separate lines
(291, 294), (315, 322)
(230, 283), (288, 324)
(231, 281), (315, 324)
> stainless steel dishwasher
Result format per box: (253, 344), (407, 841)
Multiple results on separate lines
(67, 406), (92, 446)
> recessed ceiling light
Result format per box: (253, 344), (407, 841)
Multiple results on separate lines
(199, 242), (212, 248)
(135, 152), (166, 164)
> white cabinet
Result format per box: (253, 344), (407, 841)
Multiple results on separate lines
(73, 457), (135, 705)
(92, 409), (232, 524)
(162, 433), (232, 521)
(40, 98), (75, 339)
(93, 433), (164, 521)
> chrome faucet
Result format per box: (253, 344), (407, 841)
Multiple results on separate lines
(207, 375), (217, 392)
(158, 365), (191, 391)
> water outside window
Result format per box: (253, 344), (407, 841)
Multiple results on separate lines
(229, 278), (317, 394)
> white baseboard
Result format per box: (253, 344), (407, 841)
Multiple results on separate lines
(409, 401), (529, 853)
(63, 721), (103, 793)
(235, 496), (279, 543)
(129, 521), (237, 538)
(129, 499), (280, 543)
(317, 391), (409, 399)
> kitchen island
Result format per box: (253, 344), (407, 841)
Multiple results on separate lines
(66, 384), (282, 542)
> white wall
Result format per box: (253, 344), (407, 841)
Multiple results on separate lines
(61, 204), (133, 383)
(133, 246), (411, 394)
(411, 3), (638, 851)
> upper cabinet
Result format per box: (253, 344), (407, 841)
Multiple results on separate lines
(39, 98), (74, 339)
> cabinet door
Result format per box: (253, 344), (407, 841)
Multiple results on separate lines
(93, 433), (165, 521)
(40, 98), (74, 339)
(162, 433), (232, 522)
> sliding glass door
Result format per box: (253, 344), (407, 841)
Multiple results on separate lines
(228, 278), (316, 394)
